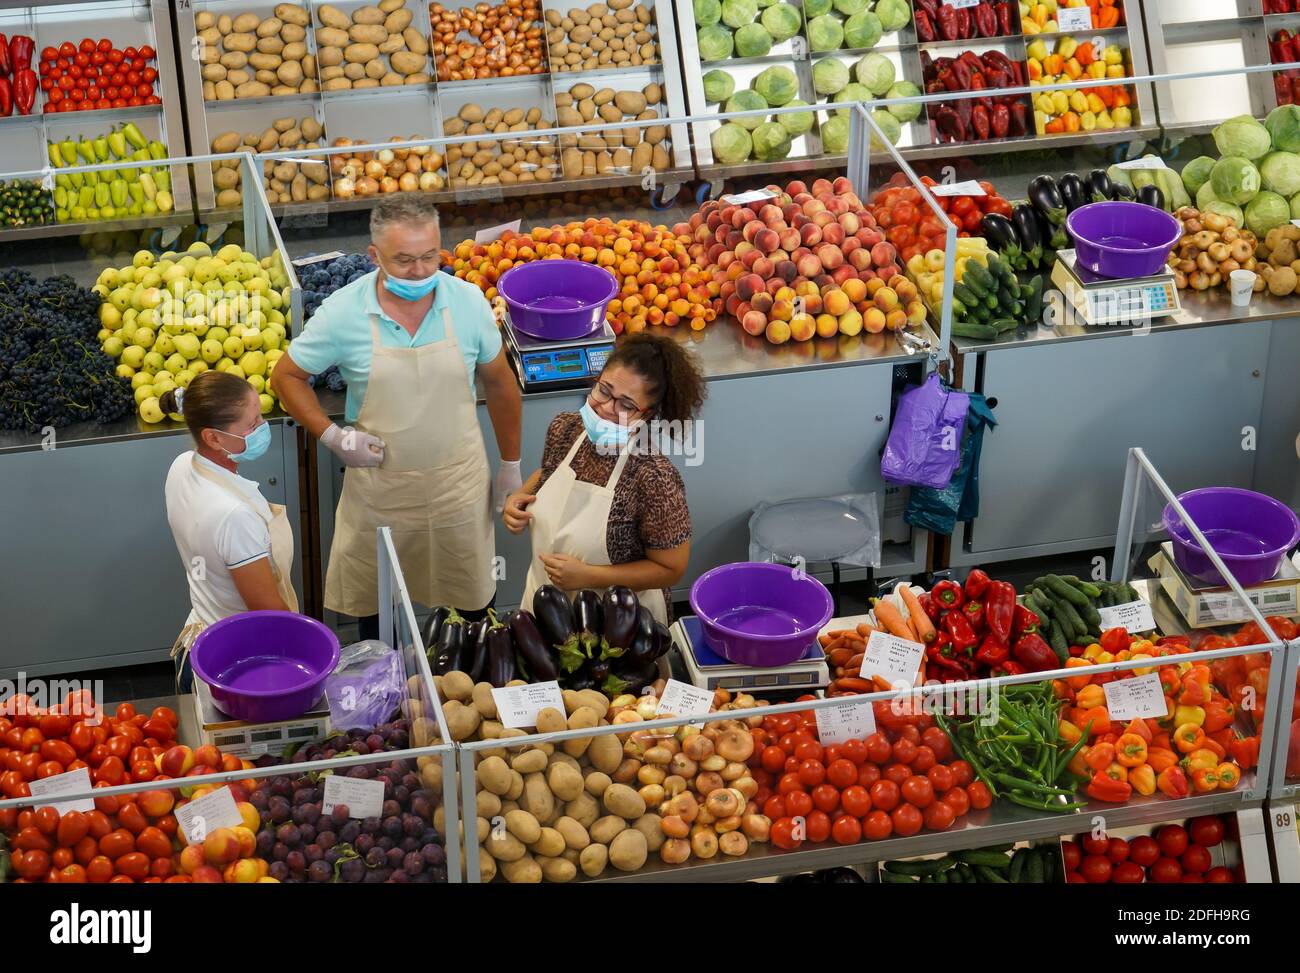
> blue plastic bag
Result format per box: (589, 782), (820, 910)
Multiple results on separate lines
(880, 372), (971, 490)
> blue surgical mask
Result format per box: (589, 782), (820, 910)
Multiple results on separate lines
(380, 260), (439, 300)
(580, 401), (631, 448)
(221, 421), (271, 463)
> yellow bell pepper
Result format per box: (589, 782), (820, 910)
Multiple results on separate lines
(1183, 748), (1219, 773)
(1128, 652), (1154, 675)
(1105, 64), (1125, 79)
(1173, 703), (1206, 728)
(1104, 45), (1124, 65)
(1113, 106), (1132, 127)
(1027, 39), (1049, 61)
(1076, 684), (1106, 710)
(1051, 89), (1071, 115)
(1129, 764), (1156, 796)
(1066, 58), (1084, 80)
(1095, 651), (1115, 665)
(1034, 110), (1049, 134)
(1090, 62), (1109, 80)
(1096, 111), (1116, 130)
(1086, 93), (1105, 114)
(1058, 35), (1078, 59)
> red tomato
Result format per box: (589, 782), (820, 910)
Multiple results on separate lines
(114, 852), (150, 880)
(920, 727), (952, 762)
(763, 795), (787, 819)
(822, 745), (842, 765)
(967, 781), (992, 809)
(115, 703), (136, 721)
(1181, 845), (1212, 875)
(117, 802), (147, 835)
(891, 803), (923, 837)
(59, 41), (75, 57)
(891, 738), (918, 764)
(922, 800), (955, 831)
(777, 733), (800, 755)
(901, 775), (935, 809)
(86, 856), (114, 883)
(1081, 835), (1110, 856)
(1204, 866), (1234, 884)
(56, 810), (89, 846)
(37, 761), (65, 779)
(1062, 841), (1082, 871)
(1112, 861), (1145, 884)
(60, 864), (88, 883)
(840, 739), (867, 765)
(811, 784), (840, 814)
(34, 806), (58, 835)
(142, 67), (158, 82)
(883, 762), (911, 785)
(831, 814), (861, 845)
(794, 740), (823, 763)
(826, 758), (857, 790)
(941, 785), (970, 817)
(106, 735), (131, 759)
(948, 760), (973, 787)
(1150, 857), (1184, 883)
(1107, 838), (1131, 863)
(140, 44), (155, 58)
(1129, 835), (1160, 867)
(785, 790), (813, 818)
(95, 755), (125, 785)
(864, 732), (892, 764)
(841, 785), (871, 817)
(910, 745), (936, 773)
(40, 739), (76, 765)
(1157, 825), (1189, 858)
(784, 756), (800, 775)
(862, 810), (892, 840)
(98, 829), (134, 860)
(926, 764), (954, 793)
(760, 746), (785, 773)
(1188, 816), (1225, 848)
(776, 772), (802, 795)
(69, 723), (93, 754)
(135, 85), (151, 99)
(41, 46), (57, 60)
(1081, 855), (1113, 884)
(856, 763), (881, 789)
(770, 818), (801, 850)
(869, 779), (900, 812)
(797, 760), (825, 788)
(150, 857), (174, 879)
(805, 810), (831, 843)
(898, 725), (921, 744)
(766, 713), (796, 735)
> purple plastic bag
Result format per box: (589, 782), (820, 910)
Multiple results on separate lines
(880, 373), (970, 490)
(325, 640), (404, 731)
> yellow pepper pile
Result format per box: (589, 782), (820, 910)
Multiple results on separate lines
(1028, 36), (1133, 134)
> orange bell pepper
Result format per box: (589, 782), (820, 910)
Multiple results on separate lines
(1157, 765), (1189, 799)
(1105, 761), (1128, 783)
(1075, 42), (1096, 67)
(1208, 727), (1235, 750)
(1129, 764), (1156, 796)
(1065, 657), (1093, 691)
(1124, 718), (1152, 742)
(1075, 684), (1105, 711)
(1216, 762), (1241, 790)
(1190, 766), (1220, 792)
(1058, 720), (1084, 746)
(1203, 700), (1235, 733)
(1085, 741), (1116, 772)
(1174, 723), (1206, 753)
(1201, 737), (1226, 760)
(1146, 747), (1179, 773)
(1064, 111), (1082, 133)
(1179, 667), (1211, 707)
(1116, 733), (1148, 767)
(1097, 6), (1119, 27)
(1095, 86), (1115, 109)
(1082, 705), (1111, 735)
(1068, 746), (1089, 778)
(1151, 731), (1173, 752)
(1182, 748), (1220, 773)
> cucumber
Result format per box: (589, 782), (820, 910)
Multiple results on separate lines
(953, 281), (982, 307)
(965, 261), (996, 294)
(1048, 624), (1069, 662)
(1027, 848), (1046, 883)
(884, 856), (953, 876)
(1061, 576), (1103, 599)
(975, 865), (1009, 883)
(952, 320), (997, 340)
(1008, 847), (1027, 883)
(991, 317), (1018, 333)
(1022, 274), (1044, 325)
(955, 862), (976, 884)
(1057, 598), (1087, 641)
(1043, 574), (1090, 608)
(984, 293), (999, 311)
(879, 869), (917, 883)
(957, 849), (1012, 868)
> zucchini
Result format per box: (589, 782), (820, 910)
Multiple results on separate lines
(953, 281), (982, 307)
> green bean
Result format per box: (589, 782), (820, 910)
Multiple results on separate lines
(994, 772), (1073, 796)
(1005, 792), (1087, 814)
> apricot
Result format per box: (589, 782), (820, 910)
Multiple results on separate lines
(864, 307), (887, 334)
(770, 299), (794, 322)
(815, 313), (839, 338)
(838, 309), (863, 336)
(765, 318), (791, 344)
(842, 278), (867, 304)
(789, 313), (817, 342)
(885, 308), (908, 331)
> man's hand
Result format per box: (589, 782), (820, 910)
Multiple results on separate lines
(494, 459), (523, 513)
(539, 552), (594, 589)
(321, 423), (386, 468)
(502, 492), (536, 534)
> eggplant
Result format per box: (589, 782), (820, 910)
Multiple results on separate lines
(574, 589), (603, 657)
(589, 660), (611, 684)
(1111, 182), (1134, 201)
(486, 618), (515, 688)
(626, 628), (658, 667)
(432, 609), (465, 676)
(421, 606), (449, 655)
(1012, 203), (1043, 269)
(509, 609), (559, 682)
(468, 615), (492, 683)
(566, 667), (598, 692)
(651, 620), (672, 660)
(1058, 172), (1087, 214)
(821, 867), (865, 883)
(1088, 167), (1115, 203)
(1136, 184), (1165, 210)
(601, 586), (639, 659)
(606, 656), (658, 696)
(461, 620), (484, 673)
(980, 213), (1022, 266)
(1028, 174), (1067, 226)
(533, 584), (583, 673)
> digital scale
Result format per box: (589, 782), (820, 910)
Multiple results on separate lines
(503, 313), (618, 392)
(192, 677), (332, 759)
(669, 616), (829, 693)
(1050, 248), (1181, 327)
(1148, 543), (1300, 629)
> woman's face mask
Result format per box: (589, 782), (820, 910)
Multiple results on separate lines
(216, 420), (271, 463)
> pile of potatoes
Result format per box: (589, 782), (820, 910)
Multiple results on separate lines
(315, 0), (433, 91)
(433, 669), (771, 881)
(329, 136), (447, 197)
(442, 102), (557, 188)
(545, 0), (657, 73)
(429, 0), (546, 81)
(556, 82), (670, 178)
(210, 118), (330, 208)
(197, 4), (318, 100)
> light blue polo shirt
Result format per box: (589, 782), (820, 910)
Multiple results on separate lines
(287, 269), (502, 423)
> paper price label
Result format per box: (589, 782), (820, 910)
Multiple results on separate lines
(1272, 807), (1296, 834)
(292, 250), (344, 267)
(322, 774), (385, 820)
(814, 697), (877, 745)
(27, 767), (95, 815)
(492, 681), (566, 729)
(175, 786), (243, 845)
(942, 0), (980, 7)
(721, 188), (778, 205)
(1097, 599), (1156, 633)
(1103, 672), (1167, 720)
(859, 631), (926, 688)
(931, 179), (986, 197)
(1115, 156), (1167, 171)
(1057, 6), (1093, 30)
(655, 679), (715, 721)
(475, 219), (522, 244)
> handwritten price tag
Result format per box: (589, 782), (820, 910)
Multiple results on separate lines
(1115, 156), (1167, 171)
(721, 188), (778, 205)
(492, 681), (566, 729)
(942, 0), (980, 8)
(1057, 6), (1093, 31)
(27, 767), (95, 815)
(175, 786), (243, 845)
(655, 679), (715, 721)
(1103, 672), (1167, 720)
(931, 180), (986, 197)
(814, 697), (877, 745)
(1097, 600), (1156, 633)
(475, 219), (522, 244)
(859, 631), (926, 688)
(322, 774), (385, 820)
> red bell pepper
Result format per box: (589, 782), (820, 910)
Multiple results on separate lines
(962, 599), (985, 633)
(975, 635), (1009, 668)
(8, 35), (32, 71)
(974, 1), (997, 38)
(927, 640), (967, 679)
(964, 568), (990, 600)
(0, 33), (10, 77)
(991, 101), (1010, 138)
(984, 580), (1016, 643)
(0, 78), (11, 117)
(12, 68), (34, 115)
(937, 3), (959, 40)
(1086, 771), (1131, 803)
(955, 5), (971, 38)
(935, 105), (964, 143)
(951, 57), (973, 91)
(1100, 627), (1129, 656)
(914, 8), (935, 41)
(1012, 632), (1057, 672)
(991, 659), (1026, 677)
(1228, 734), (1260, 770)
(931, 579), (964, 611)
(1008, 100), (1028, 136)
(944, 611), (979, 654)
(1011, 604), (1039, 639)
(1156, 765), (1189, 799)
(997, 0), (1012, 35)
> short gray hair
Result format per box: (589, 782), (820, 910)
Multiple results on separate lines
(370, 192), (442, 238)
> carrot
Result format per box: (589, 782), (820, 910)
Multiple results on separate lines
(898, 586), (936, 643)
(872, 676), (895, 693)
(872, 599), (913, 641)
(831, 677), (874, 694)
(828, 647), (854, 668)
(856, 623), (879, 639)
(818, 634), (834, 648)
(826, 629), (857, 639)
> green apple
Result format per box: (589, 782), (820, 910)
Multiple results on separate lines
(139, 396), (164, 424)
(258, 393), (275, 415)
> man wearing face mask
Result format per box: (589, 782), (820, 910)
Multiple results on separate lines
(272, 193), (522, 638)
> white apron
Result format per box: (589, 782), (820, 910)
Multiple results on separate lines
(172, 455), (300, 690)
(324, 309), (495, 617)
(519, 431), (669, 624)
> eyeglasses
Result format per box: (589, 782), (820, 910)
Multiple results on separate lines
(385, 250), (439, 269)
(591, 381), (645, 415)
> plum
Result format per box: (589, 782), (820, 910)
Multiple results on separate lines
(355, 833), (374, 855)
(330, 804), (350, 827)
(316, 830), (337, 851)
(339, 821), (360, 844)
(276, 823), (301, 846)
(272, 841), (289, 862)
(423, 844), (445, 867)
(308, 860), (332, 883)
(385, 847), (405, 869)
(269, 861), (290, 882)
(404, 851), (425, 875)
(305, 844), (323, 863)
(339, 859), (365, 883)
(286, 850), (306, 873)
(365, 847), (386, 869)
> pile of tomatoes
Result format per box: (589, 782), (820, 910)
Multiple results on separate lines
(746, 701), (991, 850)
(39, 38), (159, 112)
(866, 173), (1015, 263)
(1062, 817), (1236, 884)
(0, 694), (179, 801)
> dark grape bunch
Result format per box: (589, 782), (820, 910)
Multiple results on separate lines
(0, 267), (134, 432)
(248, 719), (447, 884)
(299, 252), (373, 395)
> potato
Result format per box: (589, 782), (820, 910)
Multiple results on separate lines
(486, 830), (528, 863)
(348, 22), (387, 44)
(643, 82), (662, 105)
(644, 125), (666, 144)
(403, 71), (431, 84)
(380, 0), (405, 9)
(343, 61), (366, 79)
(630, 141), (652, 172)
(277, 127), (302, 148)
(583, 770), (612, 798)
(521, 772), (555, 821)
(211, 130), (242, 153)
(216, 188), (242, 207)
(201, 63), (227, 81)
(590, 814), (627, 845)
(502, 854), (542, 883)
(217, 13), (233, 33)
(380, 7), (411, 32)
(565, 791), (599, 829)
(546, 761), (584, 801)
(317, 3), (350, 28)
(553, 815), (591, 851)
(609, 828), (647, 871)
(612, 147), (632, 170)
(280, 21), (306, 43)
(615, 90), (647, 114)
(511, 748), (547, 774)
(257, 35), (285, 54)
(538, 855), (576, 882)
(442, 699), (481, 741)
(440, 669), (473, 702)
(232, 12), (260, 33)
(598, 103), (622, 124)
(316, 26), (350, 49)
(378, 33), (404, 54)
(476, 790), (502, 818)
(248, 51), (280, 70)
(390, 51), (427, 75)
(364, 58), (387, 79)
(580, 843), (608, 877)
(287, 173), (307, 201)
(632, 813), (665, 852)
(586, 733), (622, 773)
(252, 16), (280, 37)
(504, 769), (525, 800)
(602, 782), (646, 819)
(320, 64), (346, 81)
(196, 11), (216, 29)
(459, 102), (485, 123)
(236, 80), (270, 98)
(316, 44), (344, 68)
(534, 706), (566, 734)
(276, 2), (310, 25)
(577, 98), (596, 121)
(651, 144), (669, 170)
(476, 754), (512, 795)
(503, 808), (541, 845)
(224, 31), (257, 52)
(199, 25), (222, 46)
(401, 25), (429, 54)
(307, 183), (330, 200)
(268, 179), (287, 196)
(213, 168), (241, 191)
(532, 826), (565, 858)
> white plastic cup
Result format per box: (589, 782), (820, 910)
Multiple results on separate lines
(1230, 269), (1256, 307)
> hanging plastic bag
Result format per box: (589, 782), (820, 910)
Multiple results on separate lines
(905, 392), (996, 535)
(749, 493), (881, 568)
(880, 372), (970, 489)
(325, 639), (404, 731)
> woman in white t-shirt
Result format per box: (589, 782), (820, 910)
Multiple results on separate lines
(161, 371), (299, 691)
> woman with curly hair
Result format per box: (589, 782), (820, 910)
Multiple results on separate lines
(504, 333), (707, 622)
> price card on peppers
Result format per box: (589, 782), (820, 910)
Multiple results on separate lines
(176, 786), (243, 845)
(859, 631), (926, 688)
(27, 767), (95, 815)
(492, 681), (566, 729)
(1097, 599), (1156, 633)
(1102, 672), (1166, 720)
(1056, 6), (1093, 30)
(475, 219), (522, 244)
(656, 679), (715, 722)
(322, 774), (385, 820)
(815, 697), (877, 745)
(931, 180), (986, 197)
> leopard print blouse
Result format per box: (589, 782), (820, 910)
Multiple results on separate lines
(538, 412), (691, 612)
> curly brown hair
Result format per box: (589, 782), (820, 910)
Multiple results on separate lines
(606, 332), (707, 430)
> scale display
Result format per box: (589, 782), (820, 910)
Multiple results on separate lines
(519, 345), (611, 384)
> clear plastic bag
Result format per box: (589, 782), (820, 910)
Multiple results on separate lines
(749, 493), (881, 568)
(325, 639), (404, 731)
(880, 373), (970, 490)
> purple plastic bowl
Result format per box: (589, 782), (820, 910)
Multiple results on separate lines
(497, 259), (618, 340)
(1162, 488), (1300, 587)
(689, 562), (833, 667)
(191, 611), (340, 723)
(1066, 201), (1181, 279)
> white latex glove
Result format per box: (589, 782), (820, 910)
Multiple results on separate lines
(494, 459), (522, 513)
(321, 423), (386, 468)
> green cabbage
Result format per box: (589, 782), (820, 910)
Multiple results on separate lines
(734, 22), (773, 55)
(1180, 156), (1216, 197)
(812, 56), (850, 95)
(1259, 151), (1300, 197)
(752, 121), (793, 160)
(711, 122), (753, 164)
(807, 13), (844, 51)
(1195, 180), (1220, 210)
(820, 114), (850, 154)
(696, 24), (734, 60)
(874, 0), (910, 30)
(854, 51), (895, 95)
(830, 81), (872, 116)
(832, 0), (866, 15)
(1244, 190), (1290, 236)
(843, 10), (882, 49)
(702, 68), (735, 102)
(1267, 104), (1300, 153)
(1209, 155), (1261, 205)
(777, 99), (815, 135)
(694, 0), (722, 27)
(870, 108), (901, 148)
(1212, 114), (1272, 162)
(1292, 191), (1300, 221)
(885, 80), (921, 122)
(721, 0), (758, 27)
(760, 2), (802, 41)
(753, 65), (799, 106)
(802, 0), (832, 17)
(725, 88), (769, 129)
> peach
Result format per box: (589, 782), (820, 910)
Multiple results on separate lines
(741, 309), (768, 336)
(687, 213), (704, 230)
(832, 176), (854, 196)
(858, 227), (883, 248)
(839, 212), (861, 235)
(771, 249), (790, 263)
(823, 289), (851, 316)
(191, 865), (223, 884)
(842, 278), (867, 304)
(779, 228), (801, 252)
(831, 264), (858, 286)
(755, 228), (781, 254)
(813, 210), (835, 228)
(770, 299), (794, 322)
(718, 250), (737, 270)
(734, 207), (757, 228)
(792, 246), (810, 262)
(838, 309), (864, 336)
(203, 827), (242, 867)
(765, 319), (791, 344)
(787, 180), (809, 196)
(138, 789), (175, 818)
(865, 277), (886, 296)
(812, 178), (833, 196)
(774, 285), (796, 303)
(736, 273), (764, 301)
(827, 196), (851, 217)
(789, 313), (817, 342)
(775, 260), (798, 283)
(906, 300), (927, 326)
(842, 236), (862, 258)
(815, 313), (840, 338)
(800, 223), (823, 247)
(781, 202), (802, 224)
(792, 212), (810, 229)
(895, 279), (918, 302)
(735, 300), (751, 319)
(864, 307), (887, 334)
(871, 242), (896, 266)
(816, 244), (845, 270)
(876, 263), (900, 281)
(766, 276), (784, 295)
(887, 273), (908, 291)
(849, 247), (874, 271)
(793, 191), (812, 204)
(743, 219), (764, 243)
(801, 198), (826, 218)
(751, 292), (774, 315)
(760, 203), (785, 226)
(802, 292), (824, 316)
(858, 268), (877, 281)
(234, 826), (257, 858)
(797, 254), (823, 279)
(795, 279), (820, 297)
(158, 745), (195, 778)
(814, 273), (835, 290)
(873, 286), (900, 312)
(752, 256), (775, 279)
(714, 225), (730, 245)
(822, 222), (845, 246)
